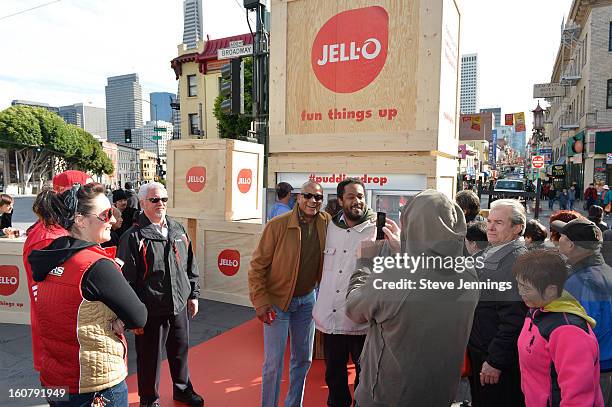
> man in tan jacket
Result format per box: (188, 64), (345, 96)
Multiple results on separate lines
(249, 180), (331, 407)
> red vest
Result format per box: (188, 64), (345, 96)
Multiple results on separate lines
(37, 245), (127, 393)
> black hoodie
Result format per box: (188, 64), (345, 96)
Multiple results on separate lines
(29, 236), (147, 329)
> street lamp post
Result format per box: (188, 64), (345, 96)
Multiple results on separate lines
(135, 98), (163, 179)
(532, 102), (548, 220)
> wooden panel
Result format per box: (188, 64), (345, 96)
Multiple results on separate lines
(269, 0), (288, 138)
(282, 0), (420, 136)
(0, 239), (31, 324)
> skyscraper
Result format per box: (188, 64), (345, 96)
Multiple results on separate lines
(58, 103), (107, 140)
(460, 54), (479, 114)
(149, 92), (175, 122)
(105, 74), (143, 144)
(182, 0), (203, 49)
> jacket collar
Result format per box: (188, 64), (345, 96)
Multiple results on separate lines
(484, 238), (525, 263)
(288, 204), (326, 229)
(571, 251), (605, 272)
(137, 212), (180, 241)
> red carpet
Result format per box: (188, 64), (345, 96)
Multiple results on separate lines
(126, 319), (356, 406)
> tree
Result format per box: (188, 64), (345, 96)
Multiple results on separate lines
(213, 57), (254, 139)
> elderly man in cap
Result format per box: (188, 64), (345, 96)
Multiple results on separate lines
(23, 170), (93, 373)
(552, 218), (612, 404)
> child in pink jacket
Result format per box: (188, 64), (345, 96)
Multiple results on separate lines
(514, 249), (603, 407)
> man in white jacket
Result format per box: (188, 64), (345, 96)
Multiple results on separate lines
(313, 178), (399, 407)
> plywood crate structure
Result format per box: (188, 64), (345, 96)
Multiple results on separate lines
(166, 139), (265, 306)
(269, 0), (461, 194)
(0, 239), (31, 324)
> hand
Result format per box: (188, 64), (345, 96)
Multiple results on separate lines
(110, 319), (125, 336)
(132, 328), (144, 335)
(480, 361), (501, 386)
(256, 305), (274, 324)
(187, 298), (199, 319)
(382, 218), (401, 253)
(2, 227), (13, 236)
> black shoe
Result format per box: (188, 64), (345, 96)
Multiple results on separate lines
(173, 389), (204, 406)
(139, 402), (160, 407)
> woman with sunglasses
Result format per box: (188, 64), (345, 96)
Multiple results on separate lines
(28, 182), (147, 406)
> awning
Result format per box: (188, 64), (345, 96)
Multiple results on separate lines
(555, 156), (566, 165)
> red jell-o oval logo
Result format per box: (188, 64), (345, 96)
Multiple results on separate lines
(186, 166), (207, 192)
(218, 250), (240, 276)
(311, 6), (389, 93)
(237, 169), (253, 194)
(0, 265), (19, 296)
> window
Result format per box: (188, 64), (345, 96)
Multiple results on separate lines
(609, 23), (612, 52)
(608, 79), (612, 109)
(187, 75), (197, 97)
(188, 113), (200, 135)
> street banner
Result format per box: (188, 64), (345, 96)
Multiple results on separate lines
(505, 114), (514, 126)
(462, 115), (471, 123)
(514, 112), (526, 132)
(459, 144), (467, 159)
(471, 115), (481, 131)
(539, 148), (553, 164)
(489, 129), (498, 170)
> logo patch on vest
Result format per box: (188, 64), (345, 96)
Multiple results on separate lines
(49, 266), (64, 277)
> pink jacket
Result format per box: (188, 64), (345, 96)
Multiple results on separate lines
(518, 300), (603, 407)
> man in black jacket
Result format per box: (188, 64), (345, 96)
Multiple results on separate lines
(468, 199), (527, 407)
(118, 182), (203, 407)
(124, 181), (140, 209)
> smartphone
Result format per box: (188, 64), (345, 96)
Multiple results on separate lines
(267, 310), (276, 324)
(376, 212), (386, 240)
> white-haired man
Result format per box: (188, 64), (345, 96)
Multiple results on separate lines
(468, 199), (528, 407)
(117, 182), (203, 407)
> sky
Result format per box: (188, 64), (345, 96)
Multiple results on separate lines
(0, 0), (574, 127)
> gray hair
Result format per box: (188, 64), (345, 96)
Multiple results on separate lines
(138, 181), (167, 201)
(490, 199), (526, 235)
(301, 180), (323, 192)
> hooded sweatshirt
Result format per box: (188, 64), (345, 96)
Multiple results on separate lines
(518, 291), (603, 407)
(346, 189), (480, 407)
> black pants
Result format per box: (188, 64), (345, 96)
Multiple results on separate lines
(467, 348), (524, 407)
(323, 333), (366, 407)
(135, 306), (192, 403)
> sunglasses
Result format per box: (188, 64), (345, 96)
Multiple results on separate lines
(84, 208), (114, 222)
(147, 197), (169, 203)
(301, 193), (324, 202)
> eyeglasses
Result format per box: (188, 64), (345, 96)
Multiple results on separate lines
(84, 208), (114, 222)
(301, 193), (324, 202)
(147, 197), (169, 204)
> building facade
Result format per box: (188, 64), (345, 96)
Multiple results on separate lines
(149, 92), (175, 122)
(546, 0), (612, 190)
(460, 53), (479, 114)
(58, 103), (107, 140)
(100, 141), (119, 187)
(11, 100), (59, 114)
(480, 107), (502, 128)
(139, 149), (157, 183)
(182, 0), (203, 49)
(171, 33), (253, 140)
(132, 120), (173, 156)
(116, 143), (140, 186)
(105, 74), (143, 145)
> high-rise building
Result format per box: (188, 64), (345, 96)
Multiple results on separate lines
(480, 107), (501, 128)
(105, 74), (143, 144)
(11, 100), (59, 114)
(132, 120), (174, 157)
(149, 92), (175, 122)
(460, 54), (479, 114)
(182, 0), (203, 49)
(58, 103), (107, 140)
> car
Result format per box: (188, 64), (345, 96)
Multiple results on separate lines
(494, 179), (525, 193)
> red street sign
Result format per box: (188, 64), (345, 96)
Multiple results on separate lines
(532, 156), (545, 169)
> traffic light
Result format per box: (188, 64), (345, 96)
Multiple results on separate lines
(220, 59), (243, 115)
(124, 129), (132, 143)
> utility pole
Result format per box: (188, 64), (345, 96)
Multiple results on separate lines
(245, 0), (269, 186)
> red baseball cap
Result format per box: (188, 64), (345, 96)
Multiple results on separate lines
(52, 170), (93, 193)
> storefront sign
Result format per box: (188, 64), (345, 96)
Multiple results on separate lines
(311, 6), (388, 93)
(0, 265), (19, 296)
(552, 165), (566, 177)
(606, 153), (612, 165)
(277, 172), (427, 191)
(539, 148), (552, 164)
(186, 166), (207, 192)
(218, 250), (240, 276)
(533, 83), (565, 98)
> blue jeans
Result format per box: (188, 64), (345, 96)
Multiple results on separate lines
(262, 291), (315, 407)
(48, 380), (128, 407)
(548, 198), (555, 210)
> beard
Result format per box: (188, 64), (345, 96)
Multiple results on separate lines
(344, 206), (364, 221)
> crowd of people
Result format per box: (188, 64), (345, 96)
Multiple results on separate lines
(12, 171), (612, 406)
